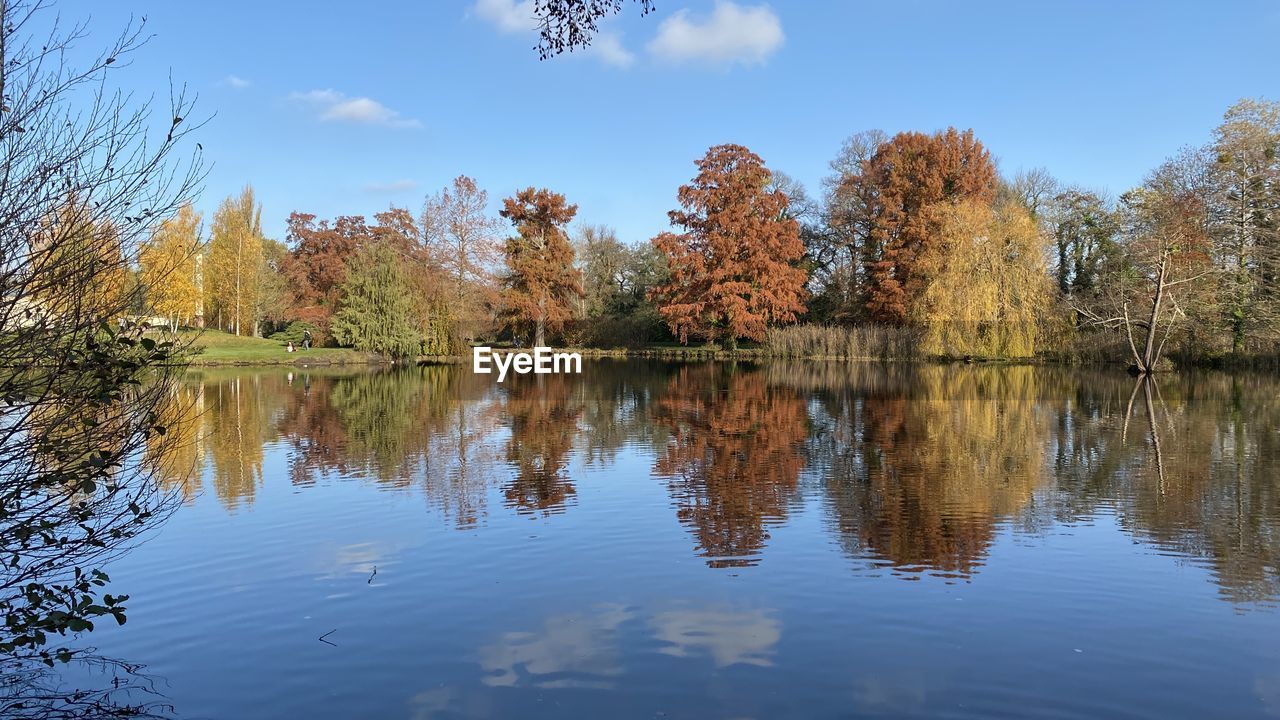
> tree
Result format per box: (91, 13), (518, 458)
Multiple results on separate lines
(1049, 188), (1119, 298)
(0, 0), (202, 687)
(1003, 167), (1059, 220)
(843, 128), (997, 324)
(531, 0), (655, 58)
(254, 238), (292, 335)
(816, 129), (889, 323)
(375, 206), (455, 354)
(499, 187), (583, 347)
(284, 213), (368, 342)
(914, 200), (1054, 358)
(207, 186), (264, 336)
(1078, 151), (1218, 373)
(576, 224), (629, 317)
(422, 176), (501, 341)
(651, 143), (807, 348)
(28, 198), (129, 322)
(139, 203), (202, 327)
(1209, 98), (1280, 353)
(329, 241), (422, 358)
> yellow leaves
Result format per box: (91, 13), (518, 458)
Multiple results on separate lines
(140, 204), (202, 323)
(206, 186), (264, 335)
(915, 200), (1053, 358)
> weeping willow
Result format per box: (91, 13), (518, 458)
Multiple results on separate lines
(915, 200), (1054, 358)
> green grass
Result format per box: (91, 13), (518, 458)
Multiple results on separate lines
(170, 330), (380, 366)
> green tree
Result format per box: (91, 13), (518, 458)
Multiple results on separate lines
(330, 241), (422, 357)
(1210, 98), (1280, 353)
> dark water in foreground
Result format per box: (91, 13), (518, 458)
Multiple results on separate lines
(79, 361), (1280, 718)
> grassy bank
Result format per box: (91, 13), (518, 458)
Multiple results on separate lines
(172, 330), (384, 366)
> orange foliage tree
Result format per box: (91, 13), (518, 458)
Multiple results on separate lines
(499, 187), (583, 346)
(843, 128), (997, 324)
(651, 144), (807, 349)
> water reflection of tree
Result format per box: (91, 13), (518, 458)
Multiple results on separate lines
(205, 373), (276, 509)
(652, 364), (808, 567)
(148, 384), (206, 503)
(155, 368), (505, 528)
(1, 654), (173, 719)
(501, 374), (582, 515)
(789, 363), (1051, 578)
(1112, 374), (1280, 604)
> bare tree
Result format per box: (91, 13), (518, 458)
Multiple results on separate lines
(532, 0), (655, 58)
(0, 0), (203, 675)
(1075, 151), (1217, 373)
(421, 176), (502, 341)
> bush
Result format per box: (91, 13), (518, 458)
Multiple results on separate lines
(268, 321), (320, 346)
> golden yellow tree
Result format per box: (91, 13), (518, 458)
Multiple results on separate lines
(207, 186), (264, 335)
(915, 200), (1053, 358)
(30, 198), (128, 321)
(140, 203), (203, 326)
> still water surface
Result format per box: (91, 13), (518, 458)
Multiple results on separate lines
(85, 361), (1280, 718)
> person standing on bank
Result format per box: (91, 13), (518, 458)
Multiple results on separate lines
(302, 329), (312, 350)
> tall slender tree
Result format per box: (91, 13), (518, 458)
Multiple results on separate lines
(207, 186), (264, 336)
(499, 187), (582, 346)
(422, 176), (502, 340)
(1210, 98), (1280, 353)
(140, 203), (203, 327)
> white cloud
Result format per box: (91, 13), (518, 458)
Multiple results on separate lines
(473, 0), (538, 33)
(647, 1), (784, 67)
(290, 89), (421, 129)
(222, 75), (251, 89)
(589, 33), (636, 69)
(364, 179), (419, 194)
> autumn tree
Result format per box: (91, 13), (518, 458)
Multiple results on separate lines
(651, 144), (807, 349)
(140, 203), (202, 327)
(422, 175), (502, 341)
(1078, 151), (1218, 373)
(207, 185), (264, 336)
(283, 213), (369, 341)
(254, 238), (292, 335)
(914, 200), (1054, 358)
(839, 128), (997, 324)
(499, 187), (583, 346)
(30, 197), (129, 321)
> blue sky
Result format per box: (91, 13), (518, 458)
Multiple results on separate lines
(63, 0), (1280, 244)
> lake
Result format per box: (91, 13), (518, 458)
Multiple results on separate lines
(75, 360), (1280, 718)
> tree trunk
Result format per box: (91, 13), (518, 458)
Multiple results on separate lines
(1138, 254), (1169, 373)
(535, 298), (546, 347)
